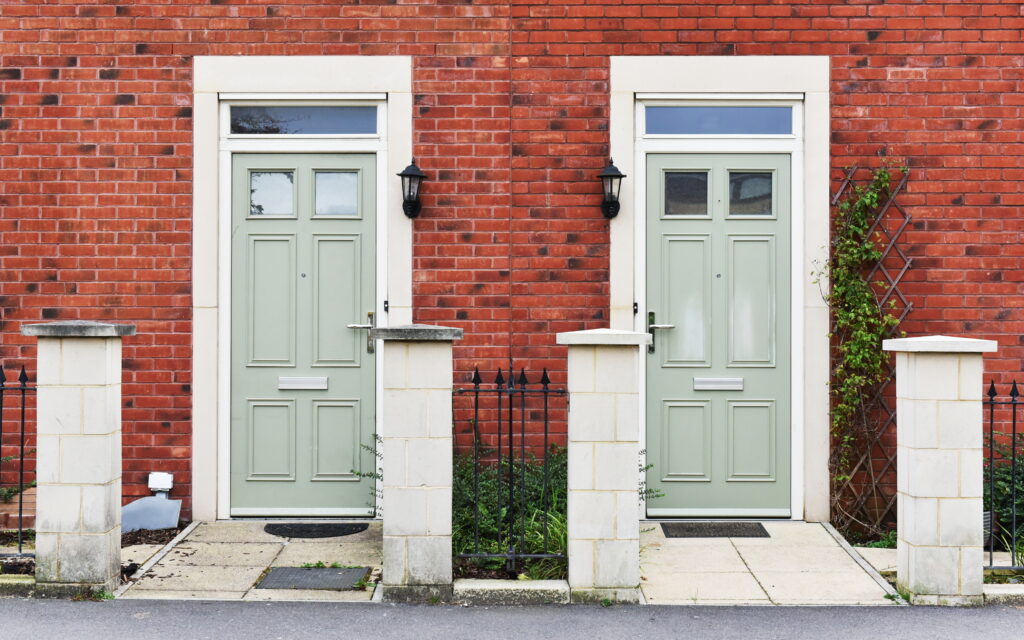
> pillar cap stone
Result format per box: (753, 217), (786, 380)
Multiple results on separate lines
(883, 335), (997, 354)
(556, 328), (652, 346)
(370, 324), (463, 342)
(21, 320), (136, 338)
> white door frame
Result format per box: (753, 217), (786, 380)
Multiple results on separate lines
(608, 57), (831, 522)
(192, 57), (414, 521)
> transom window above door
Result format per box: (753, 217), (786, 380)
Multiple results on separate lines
(230, 106), (377, 135)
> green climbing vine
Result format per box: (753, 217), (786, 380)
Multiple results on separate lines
(820, 165), (906, 485)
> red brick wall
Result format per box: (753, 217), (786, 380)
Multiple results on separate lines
(1, 1), (1021, 517)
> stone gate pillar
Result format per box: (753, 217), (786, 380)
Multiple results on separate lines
(371, 324), (462, 603)
(22, 320), (135, 594)
(557, 329), (651, 604)
(883, 335), (997, 606)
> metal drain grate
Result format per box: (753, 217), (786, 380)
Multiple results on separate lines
(255, 566), (370, 590)
(661, 522), (770, 538)
(264, 522), (369, 539)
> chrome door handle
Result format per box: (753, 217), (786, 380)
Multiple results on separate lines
(347, 311), (376, 354)
(647, 312), (674, 354)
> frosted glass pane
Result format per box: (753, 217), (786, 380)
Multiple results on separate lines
(315, 171), (358, 216)
(646, 106), (792, 135)
(250, 171), (294, 216)
(729, 172), (773, 216)
(665, 172), (708, 216)
(231, 106), (377, 135)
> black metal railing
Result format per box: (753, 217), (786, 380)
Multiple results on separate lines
(0, 365), (34, 558)
(453, 366), (566, 573)
(986, 381), (1023, 570)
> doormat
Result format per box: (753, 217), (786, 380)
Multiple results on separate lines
(661, 522), (770, 538)
(264, 522), (369, 539)
(255, 566), (370, 591)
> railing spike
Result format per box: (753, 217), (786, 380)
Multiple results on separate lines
(987, 380), (998, 399)
(0, 366), (5, 385)
(494, 368), (505, 386)
(18, 366), (28, 385)
(1011, 381), (1020, 399)
(518, 368), (529, 387)
(540, 368), (550, 386)
(471, 367), (482, 385)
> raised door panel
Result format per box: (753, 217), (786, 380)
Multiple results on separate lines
(660, 235), (711, 368)
(312, 235), (361, 367)
(247, 235), (296, 366)
(727, 235), (775, 367)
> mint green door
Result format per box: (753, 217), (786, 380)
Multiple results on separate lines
(645, 154), (791, 517)
(230, 153), (376, 516)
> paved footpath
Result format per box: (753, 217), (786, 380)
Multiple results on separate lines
(0, 599), (1021, 640)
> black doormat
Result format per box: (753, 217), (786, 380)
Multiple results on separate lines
(255, 566), (370, 590)
(661, 522), (770, 538)
(264, 522), (369, 539)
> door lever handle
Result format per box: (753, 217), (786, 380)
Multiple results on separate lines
(647, 312), (674, 354)
(347, 311), (376, 354)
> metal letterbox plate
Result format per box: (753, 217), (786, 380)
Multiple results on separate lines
(278, 376), (328, 390)
(693, 377), (743, 391)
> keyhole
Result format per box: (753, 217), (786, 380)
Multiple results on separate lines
(716, 273), (722, 278)
(301, 273), (307, 278)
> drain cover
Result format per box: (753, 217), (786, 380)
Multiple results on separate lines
(264, 522), (369, 539)
(255, 566), (370, 590)
(661, 522), (770, 538)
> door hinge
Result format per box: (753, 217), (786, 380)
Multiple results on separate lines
(633, 302), (638, 315)
(384, 299), (389, 313)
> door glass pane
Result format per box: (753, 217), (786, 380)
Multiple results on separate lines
(646, 106), (792, 135)
(729, 172), (773, 216)
(231, 106), (377, 135)
(665, 171), (708, 216)
(315, 171), (359, 216)
(250, 171), (294, 216)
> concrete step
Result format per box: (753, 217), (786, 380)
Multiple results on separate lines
(453, 578), (569, 606)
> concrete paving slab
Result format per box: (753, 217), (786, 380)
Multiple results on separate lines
(271, 541), (382, 568)
(642, 571), (769, 604)
(243, 588), (373, 602)
(119, 589), (246, 600)
(853, 547), (896, 574)
(642, 542), (748, 573)
(160, 542), (283, 567)
(733, 522), (837, 547)
(185, 522), (285, 543)
(131, 565), (267, 592)
(738, 544), (862, 573)
(755, 570), (892, 605)
(122, 544), (163, 566)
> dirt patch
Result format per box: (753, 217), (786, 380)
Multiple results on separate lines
(0, 530), (34, 547)
(0, 557), (34, 575)
(121, 523), (188, 547)
(454, 559), (515, 580)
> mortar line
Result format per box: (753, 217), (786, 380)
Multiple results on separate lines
(729, 535), (776, 605)
(240, 535), (289, 600)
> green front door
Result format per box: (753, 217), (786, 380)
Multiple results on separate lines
(645, 153), (791, 517)
(230, 153), (376, 516)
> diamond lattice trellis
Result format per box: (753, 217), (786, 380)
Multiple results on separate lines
(829, 166), (913, 538)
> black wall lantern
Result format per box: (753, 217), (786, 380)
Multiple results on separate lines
(598, 158), (626, 219)
(398, 158), (427, 218)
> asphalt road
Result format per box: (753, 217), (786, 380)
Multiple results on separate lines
(0, 600), (1022, 640)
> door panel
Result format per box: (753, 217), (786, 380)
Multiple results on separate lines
(231, 153), (376, 515)
(646, 153), (791, 517)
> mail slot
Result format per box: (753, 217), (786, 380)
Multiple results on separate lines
(278, 376), (328, 390)
(693, 377), (743, 391)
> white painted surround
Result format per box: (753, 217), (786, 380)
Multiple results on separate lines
(191, 57), (413, 520)
(609, 56), (831, 521)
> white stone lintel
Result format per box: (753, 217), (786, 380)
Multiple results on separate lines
(883, 335), (997, 354)
(557, 329), (651, 347)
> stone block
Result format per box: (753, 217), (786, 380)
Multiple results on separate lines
(906, 353), (960, 401)
(938, 498), (982, 547)
(406, 536), (451, 585)
(34, 339), (61, 386)
(60, 338), (117, 386)
(568, 393), (615, 442)
(614, 492), (639, 540)
(906, 546), (960, 596)
(896, 399), (937, 449)
(960, 546), (984, 595)
(594, 443), (637, 491)
(595, 347), (637, 393)
(33, 533), (59, 583)
(407, 342), (453, 390)
(959, 451), (983, 498)
(80, 482), (119, 533)
(453, 579), (569, 605)
(34, 435), (60, 484)
(426, 487), (452, 536)
(35, 485), (81, 534)
(382, 487), (428, 536)
(937, 401), (982, 450)
(82, 385), (121, 436)
(566, 346), (596, 393)
(37, 387), (83, 436)
(382, 438), (407, 487)
(569, 491), (615, 539)
(567, 539), (594, 587)
(900, 496), (938, 547)
(405, 438), (451, 488)
(57, 532), (120, 586)
(382, 343), (408, 390)
(425, 389), (454, 437)
(595, 539), (640, 588)
(382, 536), (407, 585)
(60, 435), (117, 485)
(906, 449), (959, 497)
(614, 393), (639, 442)
(957, 355), (983, 400)
(568, 443), (594, 491)
(381, 390), (429, 438)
